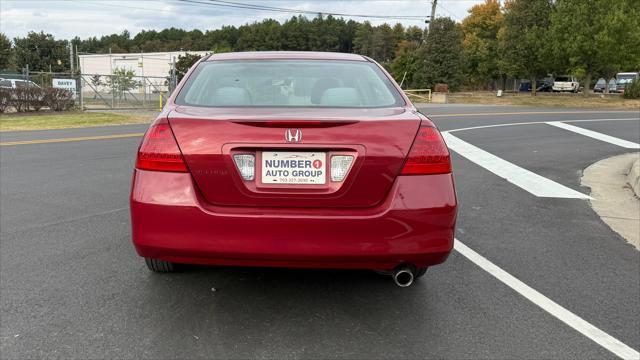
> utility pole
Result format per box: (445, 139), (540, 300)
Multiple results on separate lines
(429, 0), (437, 33)
(74, 44), (79, 72)
(171, 56), (177, 93)
(69, 43), (74, 74)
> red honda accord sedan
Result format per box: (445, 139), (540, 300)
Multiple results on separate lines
(130, 51), (457, 287)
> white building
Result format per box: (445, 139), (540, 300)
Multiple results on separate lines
(78, 51), (210, 92)
(79, 51), (210, 77)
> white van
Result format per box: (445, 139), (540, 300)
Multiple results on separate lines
(0, 78), (40, 89)
(615, 72), (639, 93)
(552, 75), (579, 92)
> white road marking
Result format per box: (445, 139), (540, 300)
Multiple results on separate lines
(546, 122), (640, 149)
(429, 111), (640, 118)
(441, 132), (591, 199)
(454, 238), (640, 360)
(445, 117), (639, 134)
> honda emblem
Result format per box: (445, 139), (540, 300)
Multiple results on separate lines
(285, 129), (302, 143)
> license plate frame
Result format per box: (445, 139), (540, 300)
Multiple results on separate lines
(261, 151), (327, 185)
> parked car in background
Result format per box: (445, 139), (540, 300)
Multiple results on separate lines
(518, 78), (553, 92)
(615, 72), (639, 93)
(0, 78), (41, 89)
(594, 78), (606, 92)
(518, 80), (532, 92)
(594, 78), (618, 93)
(608, 78), (617, 93)
(537, 78), (554, 92)
(553, 75), (579, 92)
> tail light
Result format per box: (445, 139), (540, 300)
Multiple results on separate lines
(136, 120), (188, 172)
(401, 123), (451, 175)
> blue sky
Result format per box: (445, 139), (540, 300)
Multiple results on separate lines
(0, 0), (486, 40)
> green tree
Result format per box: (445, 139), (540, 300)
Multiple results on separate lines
(372, 23), (397, 63)
(205, 25), (239, 52)
(499, 0), (553, 95)
(281, 16), (310, 51)
(390, 25), (427, 88)
(461, 0), (503, 89)
(354, 21), (375, 57)
(13, 32), (69, 72)
(338, 19), (358, 53)
(548, 0), (640, 95)
(390, 42), (421, 88)
(174, 53), (203, 82)
(90, 74), (102, 87)
(414, 17), (464, 91)
(354, 22), (399, 63)
(236, 19), (282, 51)
(107, 67), (140, 101)
(0, 33), (13, 70)
(405, 26), (424, 43)
(393, 23), (406, 43)
(307, 15), (341, 52)
(101, 30), (132, 53)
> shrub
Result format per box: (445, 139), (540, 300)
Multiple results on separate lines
(434, 83), (450, 93)
(7, 87), (49, 112)
(0, 88), (11, 113)
(44, 88), (74, 111)
(24, 87), (46, 111)
(622, 79), (640, 99)
(11, 87), (30, 112)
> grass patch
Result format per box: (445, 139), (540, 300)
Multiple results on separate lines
(446, 93), (640, 110)
(0, 111), (153, 131)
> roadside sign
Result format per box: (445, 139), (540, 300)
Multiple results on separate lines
(52, 78), (77, 99)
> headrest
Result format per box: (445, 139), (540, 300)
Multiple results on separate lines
(319, 87), (360, 107)
(311, 78), (341, 104)
(213, 87), (251, 106)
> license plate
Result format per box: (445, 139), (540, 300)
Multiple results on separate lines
(262, 151), (326, 184)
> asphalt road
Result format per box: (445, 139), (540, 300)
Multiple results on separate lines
(1, 104), (639, 359)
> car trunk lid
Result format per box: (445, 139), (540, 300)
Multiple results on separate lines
(168, 105), (422, 208)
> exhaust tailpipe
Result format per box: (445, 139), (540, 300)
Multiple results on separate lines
(392, 267), (414, 287)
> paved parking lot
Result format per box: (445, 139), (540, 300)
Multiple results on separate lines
(1, 104), (639, 359)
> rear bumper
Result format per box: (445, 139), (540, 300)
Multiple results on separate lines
(552, 85), (576, 91)
(130, 170), (457, 270)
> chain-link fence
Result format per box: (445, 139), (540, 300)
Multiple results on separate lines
(1, 72), (80, 96)
(1, 71), (175, 111)
(80, 73), (173, 110)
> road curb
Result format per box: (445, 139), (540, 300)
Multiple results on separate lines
(627, 158), (640, 198)
(581, 153), (640, 250)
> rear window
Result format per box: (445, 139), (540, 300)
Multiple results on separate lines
(617, 74), (638, 84)
(555, 76), (571, 82)
(175, 60), (404, 108)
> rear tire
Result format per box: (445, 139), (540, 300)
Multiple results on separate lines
(144, 257), (176, 272)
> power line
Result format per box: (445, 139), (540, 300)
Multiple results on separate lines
(4, 0), (431, 21)
(8, 0), (176, 14)
(437, 1), (461, 21)
(213, 0), (426, 18)
(177, 0), (428, 21)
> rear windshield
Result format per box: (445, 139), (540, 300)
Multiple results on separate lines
(555, 76), (571, 82)
(175, 60), (404, 108)
(617, 74), (638, 84)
